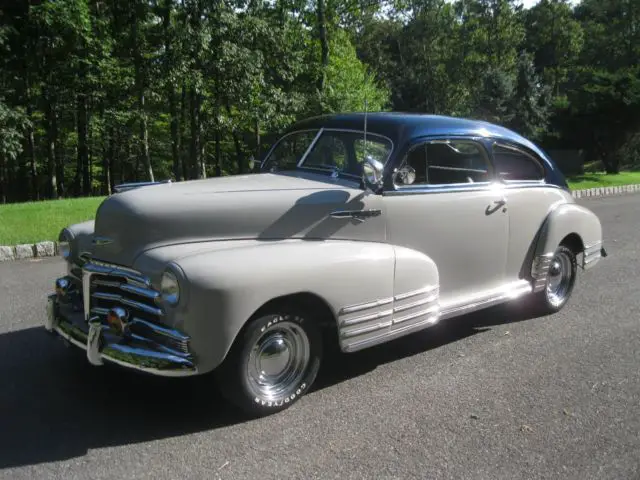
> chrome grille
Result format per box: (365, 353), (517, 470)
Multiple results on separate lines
(82, 260), (190, 356)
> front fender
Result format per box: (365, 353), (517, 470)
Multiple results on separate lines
(61, 220), (95, 266)
(172, 239), (398, 373)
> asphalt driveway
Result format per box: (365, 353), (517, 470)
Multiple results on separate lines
(0, 193), (638, 479)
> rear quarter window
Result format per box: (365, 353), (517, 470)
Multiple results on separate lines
(492, 143), (545, 181)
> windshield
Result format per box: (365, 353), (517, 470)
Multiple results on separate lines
(261, 129), (393, 178)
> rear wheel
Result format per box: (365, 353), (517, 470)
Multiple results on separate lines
(215, 306), (323, 416)
(530, 245), (577, 314)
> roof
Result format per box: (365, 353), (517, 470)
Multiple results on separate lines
(288, 112), (543, 156)
(286, 112), (568, 188)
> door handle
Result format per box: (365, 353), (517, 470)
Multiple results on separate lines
(330, 209), (382, 223)
(485, 199), (507, 215)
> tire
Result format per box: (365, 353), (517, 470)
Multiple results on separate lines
(215, 305), (323, 417)
(530, 245), (578, 315)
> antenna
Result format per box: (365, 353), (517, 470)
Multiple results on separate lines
(363, 97), (368, 161)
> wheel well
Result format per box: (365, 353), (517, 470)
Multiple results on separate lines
(559, 233), (584, 255)
(252, 292), (334, 324)
(251, 292), (340, 350)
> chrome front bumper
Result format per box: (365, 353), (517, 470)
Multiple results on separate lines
(45, 293), (198, 377)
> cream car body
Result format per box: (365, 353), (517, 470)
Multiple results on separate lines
(45, 113), (606, 415)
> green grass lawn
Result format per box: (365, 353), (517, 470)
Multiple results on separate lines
(0, 197), (105, 245)
(566, 171), (640, 190)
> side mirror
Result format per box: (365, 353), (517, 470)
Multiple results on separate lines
(362, 155), (385, 193)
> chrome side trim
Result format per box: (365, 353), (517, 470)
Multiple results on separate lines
(342, 315), (440, 353)
(340, 319), (394, 339)
(392, 294), (438, 314)
(439, 280), (533, 320)
(394, 285), (438, 301)
(384, 182), (565, 196)
(393, 305), (439, 325)
(340, 281), (534, 353)
(531, 253), (554, 292)
(339, 297), (393, 315)
(583, 241), (603, 270)
(339, 284), (441, 352)
(341, 309), (394, 327)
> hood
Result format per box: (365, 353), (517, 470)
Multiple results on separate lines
(90, 171), (383, 266)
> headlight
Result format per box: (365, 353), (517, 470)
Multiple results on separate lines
(160, 270), (180, 306)
(58, 229), (72, 259)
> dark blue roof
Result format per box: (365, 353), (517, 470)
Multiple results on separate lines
(287, 112), (568, 188)
(289, 112), (545, 157)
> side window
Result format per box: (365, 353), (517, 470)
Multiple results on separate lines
(395, 140), (490, 186)
(492, 144), (545, 181)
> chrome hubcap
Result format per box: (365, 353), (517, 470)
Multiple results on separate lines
(546, 251), (573, 307)
(246, 319), (310, 402)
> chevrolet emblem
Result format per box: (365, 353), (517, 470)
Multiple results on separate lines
(93, 236), (114, 246)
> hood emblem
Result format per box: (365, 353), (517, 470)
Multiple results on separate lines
(93, 236), (114, 246)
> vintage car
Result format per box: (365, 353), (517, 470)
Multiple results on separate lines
(45, 112), (607, 416)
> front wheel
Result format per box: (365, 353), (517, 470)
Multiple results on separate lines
(215, 306), (323, 416)
(530, 245), (578, 314)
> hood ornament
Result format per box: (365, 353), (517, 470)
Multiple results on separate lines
(93, 236), (114, 246)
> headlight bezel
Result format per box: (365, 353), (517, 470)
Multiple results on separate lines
(160, 269), (181, 306)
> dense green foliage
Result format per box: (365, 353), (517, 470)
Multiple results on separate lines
(0, 0), (638, 204)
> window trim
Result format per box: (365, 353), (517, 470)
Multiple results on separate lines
(390, 136), (495, 192)
(490, 140), (547, 185)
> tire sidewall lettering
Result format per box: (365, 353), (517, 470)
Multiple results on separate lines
(253, 382), (308, 409)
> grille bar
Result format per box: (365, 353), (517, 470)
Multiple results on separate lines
(82, 260), (191, 357)
(91, 292), (165, 317)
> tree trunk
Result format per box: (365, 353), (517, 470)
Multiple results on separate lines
(189, 87), (202, 179)
(77, 93), (90, 196)
(180, 83), (188, 180)
(44, 94), (58, 199)
(316, 0), (329, 92)
(139, 92), (154, 182)
(133, 13), (154, 182)
(53, 102), (64, 198)
(255, 118), (261, 164)
(25, 102), (38, 201)
(0, 152), (5, 204)
(162, 1), (182, 181)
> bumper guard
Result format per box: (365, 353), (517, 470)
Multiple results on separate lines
(46, 293), (197, 377)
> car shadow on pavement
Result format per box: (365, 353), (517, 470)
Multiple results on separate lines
(0, 301), (542, 470)
(312, 301), (544, 391)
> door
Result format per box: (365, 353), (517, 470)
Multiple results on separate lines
(383, 137), (509, 308)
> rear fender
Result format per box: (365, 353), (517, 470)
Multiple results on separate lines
(531, 203), (603, 292)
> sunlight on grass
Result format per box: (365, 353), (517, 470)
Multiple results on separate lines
(566, 171), (640, 191)
(0, 197), (105, 245)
